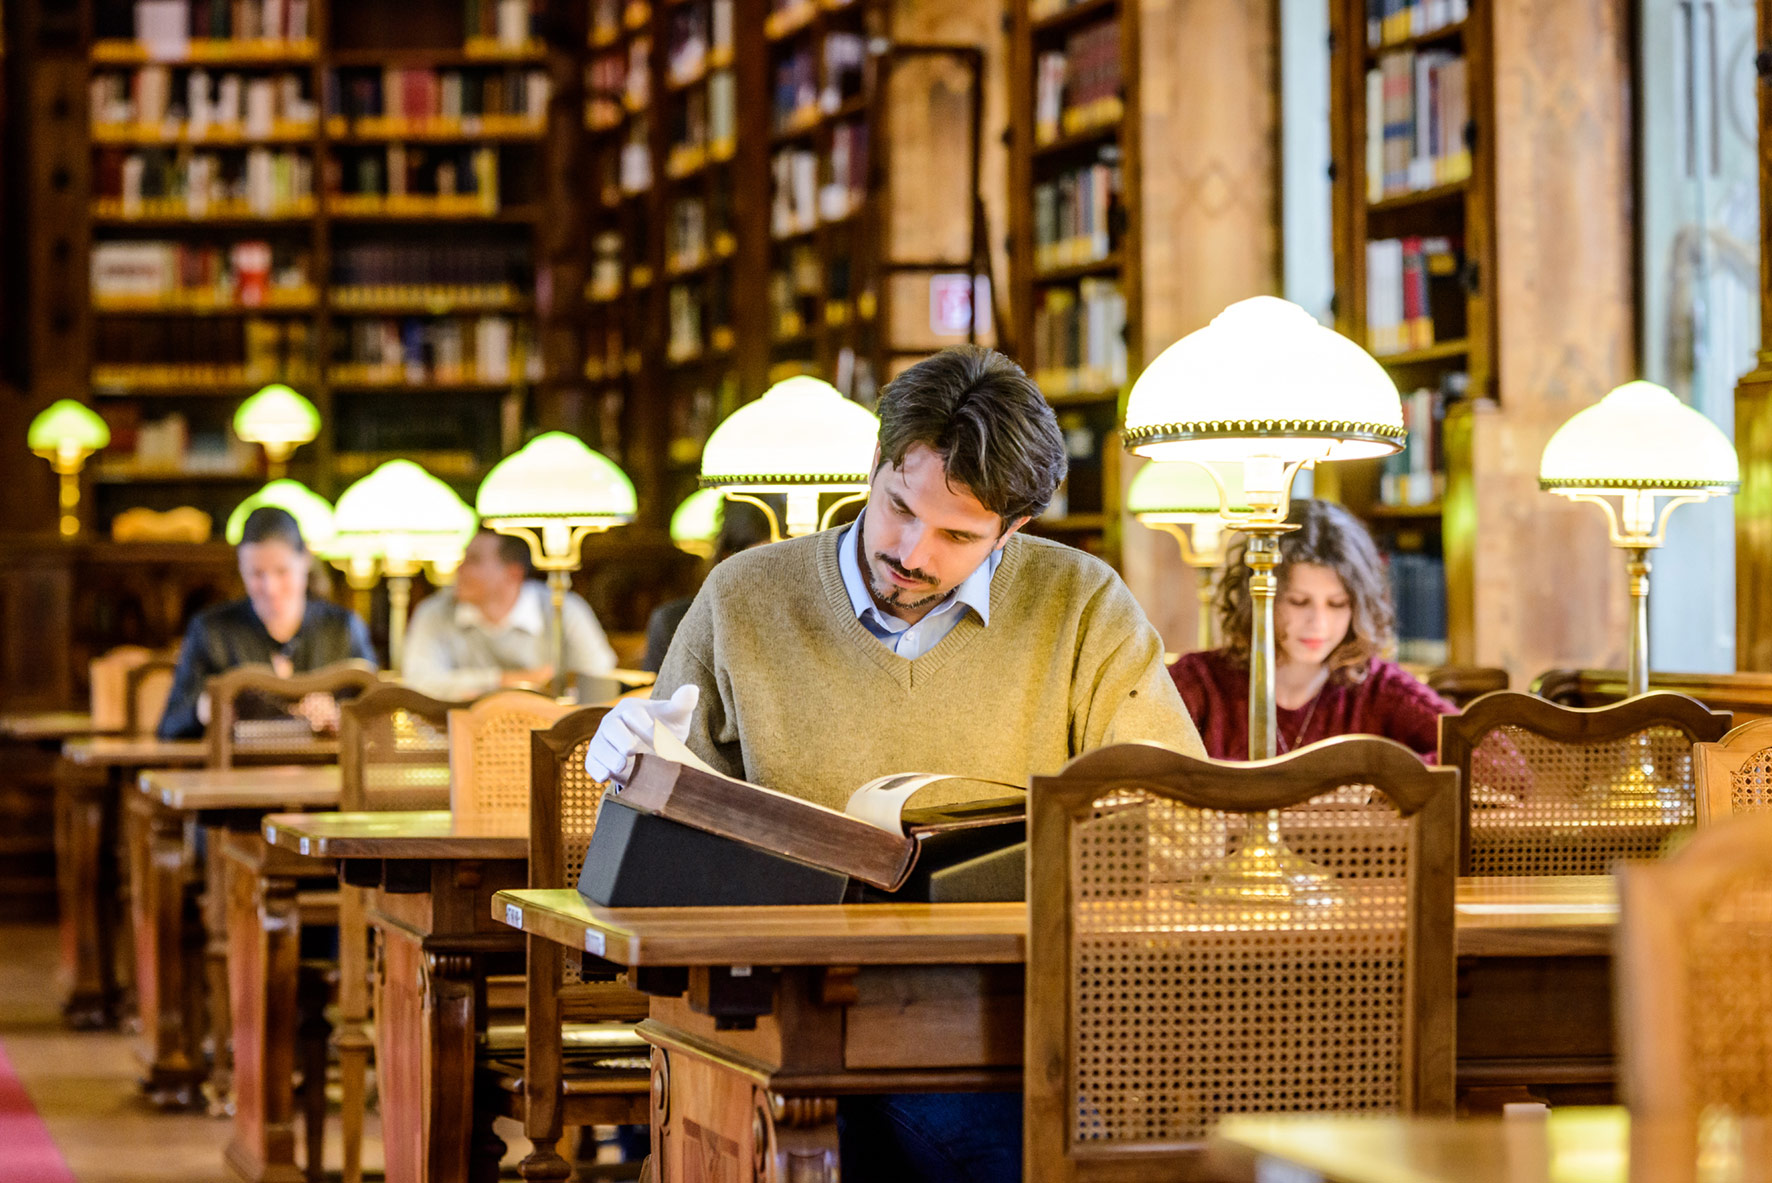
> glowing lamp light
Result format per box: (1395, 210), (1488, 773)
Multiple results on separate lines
(670, 488), (727, 558)
(699, 375), (878, 538)
(226, 480), (336, 552)
(28, 399), (111, 537)
(1127, 461), (1250, 652)
(1540, 380), (1739, 697)
(233, 384), (320, 476)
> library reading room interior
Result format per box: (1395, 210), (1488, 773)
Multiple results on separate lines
(1, 0), (1771, 1181)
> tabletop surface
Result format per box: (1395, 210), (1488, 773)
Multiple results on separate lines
(0, 711), (96, 740)
(261, 810), (528, 859)
(490, 876), (1616, 967)
(61, 736), (208, 766)
(141, 764), (341, 811)
(1208, 1107), (1751, 1183)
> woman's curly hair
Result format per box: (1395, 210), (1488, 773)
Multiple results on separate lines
(1216, 498), (1395, 687)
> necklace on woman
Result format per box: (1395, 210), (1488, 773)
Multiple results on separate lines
(1276, 682), (1326, 754)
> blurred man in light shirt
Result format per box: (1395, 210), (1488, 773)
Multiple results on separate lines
(401, 528), (616, 699)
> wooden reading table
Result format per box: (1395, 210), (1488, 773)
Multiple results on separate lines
(260, 810), (528, 1183)
(54, 736), (207, 1027)
(491, 877), (1619, 1180)
(0, 710), (97, 740)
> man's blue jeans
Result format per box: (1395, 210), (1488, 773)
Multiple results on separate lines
(838, 1092), (1021, 1183)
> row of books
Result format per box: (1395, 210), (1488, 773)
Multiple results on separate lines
(588, 231), (628, 301)
(91, 69), (315, 137)
(97, 147), (315, 216)
(769, 130), (867, 236)
(1366, 48), (1470, 200)
(772, 33), (865, 132)
(769, 242), (824, 337)
(92, 239), (310, 306)
(1386, 547), (1448, 665)
(1364, 235), (1463, 356)
(1029, 278), (1127, 398)
(665, 0), (736, 83)
(1034, 19), (1122, 144)
(95, 408), (260, 474)
(667, 283), (735, 363)
(1378, 383), (1451, 508)
(128, 0), (312, 47)
(333, 145), (501, 205)
(590, 0), (644, 44)
(1033, 160), (1119, 272)
(1366, 0), (1469, 48)
(95, 316), (315, 376)
(667, 194), (737, 271)
(666, 74), (737, 169)
(461, 0), (540, 51)
(333, 241), (529, 288)
(330, 68), (551, 124)
(335, 315), (529, 384)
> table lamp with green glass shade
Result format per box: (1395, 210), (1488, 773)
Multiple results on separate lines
(332, 460), (476, 668)
(28, 399), (111, 538)
(670, 487), (728, 558)
(1539, 380), (1739, 699)
(233, 383), (320, 477)
(476, 431), (636, 696)
(1123, 296), (1405, 899)
(1126, 460), (1251, 652)
(225, 479), (336, 552)
(699, 375), (878, 539)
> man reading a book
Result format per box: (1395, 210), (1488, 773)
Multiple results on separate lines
(586, 343), (1203, 1183)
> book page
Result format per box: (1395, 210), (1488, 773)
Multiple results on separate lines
(843, 773), (971, 834)
(648, 719), (727, 778)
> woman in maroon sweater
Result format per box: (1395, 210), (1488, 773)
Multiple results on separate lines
(1169, 498), (1454, 761)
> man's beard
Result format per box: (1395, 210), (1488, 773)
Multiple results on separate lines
(868, 553), (944, 612)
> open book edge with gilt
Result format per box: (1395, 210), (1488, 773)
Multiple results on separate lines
(607, 722), (1025, 892)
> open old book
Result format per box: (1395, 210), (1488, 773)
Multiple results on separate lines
(606, 722), (1026, 892)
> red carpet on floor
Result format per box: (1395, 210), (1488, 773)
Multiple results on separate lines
(0, 1039), (76, 1183)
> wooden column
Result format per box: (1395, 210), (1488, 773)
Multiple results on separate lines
(1120, 0), (1281, 652)
(1460, 0), (1636, 685)
(1735, 2), (1772, 670)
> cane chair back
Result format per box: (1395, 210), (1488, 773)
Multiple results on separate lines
(339, 685), (464, 812)
(1536, 668), (1772, 725)
(1026, 737), (1459, 1180)
(123, 657), (177, 736)
(1440, 691), (1731, 876)
(1694, 718), (1772, 825)
(90, 645), (157, 732)
(447, 690), (575, 826)
(205, 661), (378, 768)
(1617, 812), (1772, 1125)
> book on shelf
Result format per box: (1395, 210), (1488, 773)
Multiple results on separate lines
(600, 724), (1025, 894)
(1366, 47), (1468, 201)
(328, 67), (551, 129)
(1366, 0), (1469, 49)
(93, 407), (260, 475)
(1385, 546), (1448, 666)
(1031, 277), (1126, 397)
(1363, 234), (1463, 355)
(587, 47), (628, 129)
(626, 37), (652, 110)
(707, 69), (736, 148)
(332, 240), (529, 290)
(666, 1), (709, 82)
(1033, 158), (1119, 270)
(91, 67), (317, 138)
(1378, 379), (1458, 508)
(773, 44), (817, 131)
(667, 284), (705, 362)
(98, 145), (314, 216)
(821, 120), (868, 221)
(1034, 18), (1122, 145)
(329, 144), (501, 210)
(770, 147), (818, 236)
(461, 0), (538, 50)
(92, 239), (312, 307)
(821, 32), (865, 111)
(336, 314), (527, 384)
(130, 0), (313, 50)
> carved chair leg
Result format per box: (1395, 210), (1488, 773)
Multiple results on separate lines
(202, 828), (235, 1117)
(336, 1031), (370, 1183)
(468, 1077), (508, 1183)
(516, 1139), (573, 1182)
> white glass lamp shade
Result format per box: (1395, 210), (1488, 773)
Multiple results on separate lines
(333, 460), (476, 573)
(28, 399), (111, 465)
(233, 383), (320, 450)
(1539, 381), (1739, 496)
(1126, 460), (1253, 522)
(670, 488), (726, 556)
(1123, 296), (1406, 467)
(699, 375), (878, 491)
(226, 479), (336, 550)
(476, 432), (637, 529)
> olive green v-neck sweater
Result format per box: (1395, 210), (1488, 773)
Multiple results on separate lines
(653, 526), (1204, 811)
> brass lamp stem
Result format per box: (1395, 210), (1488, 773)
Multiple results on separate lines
(1625, 547), (1651, 698)
(386, 574), (412, 671)
(54, 463), (83, 538)
(1244, 529), (1282, 761)
(548, 569), (571, 699)
(1195, 567), (1215, 653)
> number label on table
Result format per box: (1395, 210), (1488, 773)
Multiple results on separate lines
(1256, 1159), (1324, 1183)
(585, 930), (605, 957)
(299, 837), (311, 856)
(505, 904), (523, 930)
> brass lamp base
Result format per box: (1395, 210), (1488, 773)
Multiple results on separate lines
(1199, 813), (1338, 904)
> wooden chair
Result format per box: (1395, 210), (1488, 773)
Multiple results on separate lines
(335, 685), (465, 1183)
(206, 661), (379, 768)
(124, 657), (177, 736)
(1535, 668), (1772, 725)
(1694, 718), (1772, 824)
(1617, 812), (1772, 1139)
(447, 689), (576, 827)
(1025, 737), (1458, 1178)
(478, 707), (651, 1181)
(90, 645), (162, 732)
(1439, 691), (1731, 876)
(1424, 664), (1509, 708)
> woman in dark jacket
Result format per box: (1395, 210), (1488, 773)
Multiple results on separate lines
(157, 506), (376, 739)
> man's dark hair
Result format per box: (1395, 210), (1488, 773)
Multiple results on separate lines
(477, 527), (536, 578)
(875, 344), (1067, 527)
(239, 506), (306, 552)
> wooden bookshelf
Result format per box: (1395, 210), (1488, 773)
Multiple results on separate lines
(1326, 0), (1635, 683)
(1008, 0), (1139, 565)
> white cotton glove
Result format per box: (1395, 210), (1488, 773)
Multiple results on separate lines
(585, 683), (700, 786)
